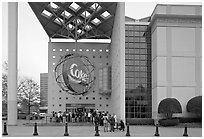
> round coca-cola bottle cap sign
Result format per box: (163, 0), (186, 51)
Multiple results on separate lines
(55, 53), (95, 95)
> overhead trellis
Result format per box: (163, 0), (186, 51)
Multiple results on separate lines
(29, 2), (117, 40)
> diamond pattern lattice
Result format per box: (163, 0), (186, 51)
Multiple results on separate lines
(29, 2), (117, 40)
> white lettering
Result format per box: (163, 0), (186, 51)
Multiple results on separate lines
(70, 63), (88, 82)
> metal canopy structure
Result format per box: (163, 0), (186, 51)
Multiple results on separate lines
(29, 2), (117, 40)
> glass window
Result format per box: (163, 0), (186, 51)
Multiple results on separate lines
(125, 25), (151, 119)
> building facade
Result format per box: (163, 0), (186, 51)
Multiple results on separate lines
(151, 4), (202, 119)
(5, 2), (201, 125)
(40, 73), (48, 107)
(46, 4), (202, 122)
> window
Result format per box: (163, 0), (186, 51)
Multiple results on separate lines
(86, 97), (88, 100)
(53, 56), (55, 58)
(106, 104), (109, 107)
(59, 104), (61, 107)
(53, 49), (56, 51)
(79, 97), (82, 100)
(125, 24), (151, 119)
(59, 97), (61, 100)
(101, 11), (111, 19)
(69, 2), (81, 12)
(66, 97), (68, 100)
(92, 18), (101, 25)
(93, 97), (95, 100)
(59, 49), (62, 51)
(41, 10), (52, 18)
(99, 104), (102, 107)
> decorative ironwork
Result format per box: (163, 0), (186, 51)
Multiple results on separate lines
(54, 53), (95, 95)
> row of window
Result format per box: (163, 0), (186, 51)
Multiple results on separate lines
(125, 66), (151, 71)
(125, 83), (151, 89)
(125, 49), (150, 54)
(126, 43), (151, 49)
(52, 55), (109, 59)
(53, 104), (109, 107)
(125, 25), (150, 31)
(125, 65), (151, 73)
(125, 31), (151, 37)
(125, 113), (152, 118)
(125, 37), (151, 43)
(125, 60), (150, 65)
(55, 97), (109, 100)
(52, 48), (109, 52)
(125, 72), (149, 77)
(125, 55), (150, 60)
(53, 62), (109, 66)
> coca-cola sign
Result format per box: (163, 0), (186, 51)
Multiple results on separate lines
(55, 53), (95, 95)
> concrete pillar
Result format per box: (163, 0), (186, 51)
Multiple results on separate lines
(7, 2), (18, 125)
(110, 2), (125, 121)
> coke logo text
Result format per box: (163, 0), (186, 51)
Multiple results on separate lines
(70, 63), (88, 82)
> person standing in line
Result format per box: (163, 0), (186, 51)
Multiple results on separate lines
(107, 114), (111, 132)
(110, 115), (115, 132)
(69, 111), (72, 122)
(72, 112), (75, 123)
(88, 111), (91, 122)
(113, 114), (118, 130)
(103, 113), (108, 132)
(62, 112), (66, 123)
(119, 120), (125, 131)
(84, 111), (88, 122)
(65, 111), (69, 122)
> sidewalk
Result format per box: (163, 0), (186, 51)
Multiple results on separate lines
(2, 120), (202, 137)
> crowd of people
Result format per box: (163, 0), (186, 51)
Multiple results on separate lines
(49, 109), (125, 132)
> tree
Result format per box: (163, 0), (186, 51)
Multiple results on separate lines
(17, 78), (40, 114)
(186, 96), (202, 118)
(2, 62), (8, 113)
(158, 98), (182, 118)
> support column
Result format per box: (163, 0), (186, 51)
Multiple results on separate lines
(8, 2), (18, 125)
(110, 2), (125, 121)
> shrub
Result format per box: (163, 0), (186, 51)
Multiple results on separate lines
(186, 96), (202, 117)
(179, 117), (201, 123)
(126, 118), (154, 125)
(158, 98), (182, 118)
(159, 118), (179, 126)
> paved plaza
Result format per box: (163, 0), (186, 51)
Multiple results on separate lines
(2, 120), (202, 137)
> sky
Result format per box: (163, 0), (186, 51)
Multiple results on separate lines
(1, 1), (202, 84)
